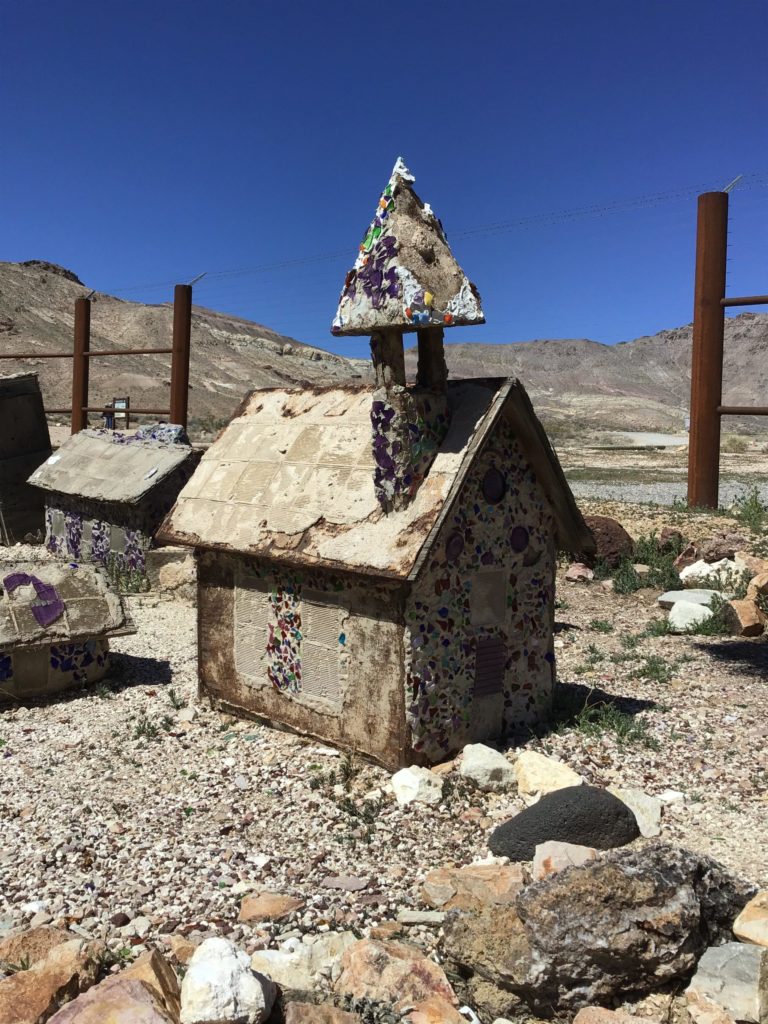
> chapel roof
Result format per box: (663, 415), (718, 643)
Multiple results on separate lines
(28, 426), (195, 505)
(0, 560), (132, 651)
(159, 379), (592, 578)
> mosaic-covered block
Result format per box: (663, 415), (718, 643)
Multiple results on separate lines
(371, 387), (449, 511)
(332, 159), (485, 336)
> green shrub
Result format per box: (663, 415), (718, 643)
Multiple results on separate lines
(733, 487), (767, 534)
(685, 593), (732, 636)
(551, 686), (658, 749)
(589, 619), (614, 634)
(613, 560), (642, 594)
(721, 434), (749, 453)
(642, 618), (673, 637)
(630, 655), (674, 684)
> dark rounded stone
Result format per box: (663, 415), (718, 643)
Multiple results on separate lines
(488, 785), (640, 861)
(109, 912), (131, 927)
(581, 515), (634, 569)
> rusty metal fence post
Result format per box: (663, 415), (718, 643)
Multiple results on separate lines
(687, 192), (728, 508)
(170, 284), (192, 428)
(71, 296), (91, 434)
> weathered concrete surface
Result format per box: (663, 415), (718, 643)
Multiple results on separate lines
(197, 549), (410, 770)
(0, 372), (51, 545)
(0, 561), (131, 702)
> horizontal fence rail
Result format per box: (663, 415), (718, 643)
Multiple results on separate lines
(0, 286), (191, 433)
(46, 407), (172, 416)
(688, 190), (768, 508)
(717, 406), (768, 416)
(720, 295), (768, 307)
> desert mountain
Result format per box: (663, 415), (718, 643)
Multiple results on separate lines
(0, 260), (364, 432)
(1, 260), (766, 436)
(405, 314), (768, 435)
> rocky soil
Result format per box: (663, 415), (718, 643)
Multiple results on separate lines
(1, 504), (766, 951)
(0, 498), (766, 1022)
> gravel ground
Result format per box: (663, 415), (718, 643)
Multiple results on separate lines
(568, 478), (768, 506)
(1, 518), (766, 961)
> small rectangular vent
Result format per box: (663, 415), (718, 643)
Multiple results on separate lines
(474, 635), (506, 698)
(302, 642), (342, 708)
(301, 591), (342, 709)
(234, 569), (269, 681)
(470, 571), (507, 627)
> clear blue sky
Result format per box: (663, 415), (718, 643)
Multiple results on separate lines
(2, 0), (767, 359)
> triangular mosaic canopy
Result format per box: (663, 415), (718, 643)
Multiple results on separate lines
(331, 159), (485, 336)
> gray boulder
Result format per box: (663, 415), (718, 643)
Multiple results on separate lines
(443, 842), (756, 1017)
(488, 785), (639, 862)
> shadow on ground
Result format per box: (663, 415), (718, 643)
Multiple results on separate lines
(507, 681), (658, 748)
(105, 652), (173, 688)
(695, 638), (768, 679)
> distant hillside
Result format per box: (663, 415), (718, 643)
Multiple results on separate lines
(2, 260), (766, 437)
(404, 313), (768, 434)
(0, 260), (363, 433)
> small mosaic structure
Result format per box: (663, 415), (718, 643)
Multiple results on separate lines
(332, 158), (484, 338)
(159, 160), (593, 768)
(0, 561), (133, 702)
(0, 373), (52, 544)
(28, 424), (199, 580)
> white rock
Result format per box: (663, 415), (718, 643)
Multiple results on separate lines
(668, 600), (714, 633)
(131, 915), (152, 938)
(177, 706), (198, 723)
(459, 744), (515, 791)
(513, 750), (584, 796)
(686, 941), (768, 1024)
(658, 789), (686, 805)
(658, 589), (719, 609)
(231, 881), (257, 896)
(608, 786), (662, 837)
(181, 936), (276, 1024)
(249, 931), (356, 992)
(396, 910), (446, 925)
(21, 900), (48, 914)
(390, 766), (444, 807)
(532, 840), (598, 880)
(680, 558), (741, 587)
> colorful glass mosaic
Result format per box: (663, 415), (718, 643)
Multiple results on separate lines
(50, 638), (108, 684)
(64, 512), (83, 560)
(332, 158), (484, 335)
(0, 652), (12, 683)
(45, 508), (62, 555)
(267, 585), (303, 693)
(90, 520), (110, 566)
(370, 389), (449, 511)
(405, 419), (556, 760)
(236, 564), (351, 702)
(45, 507), (150, 577)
